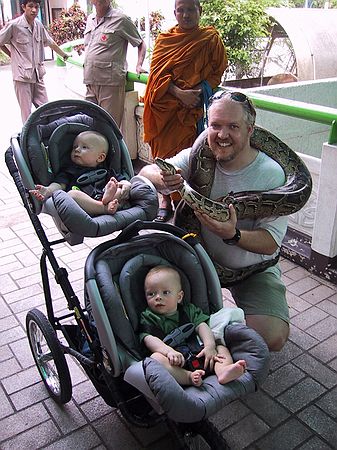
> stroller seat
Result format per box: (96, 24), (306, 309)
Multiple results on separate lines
(10, 99), (158, 245)
(84, 221), (270, 424)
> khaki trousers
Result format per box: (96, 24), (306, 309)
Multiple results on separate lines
(85, 84), (125, 127)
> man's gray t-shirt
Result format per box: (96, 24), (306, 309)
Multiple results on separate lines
(167, 147), (288, 273)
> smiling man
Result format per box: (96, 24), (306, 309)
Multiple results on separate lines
(0, 0), (70, 123)
(139, 91), (290, 352)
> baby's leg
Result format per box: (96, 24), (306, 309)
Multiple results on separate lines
(214, 345), (246, 385)
(102, 178), (118, 205)
(151, 352), (205, 386)
(68, 190), (117, 216)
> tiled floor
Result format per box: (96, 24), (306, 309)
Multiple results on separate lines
(0, 62), (336, 449)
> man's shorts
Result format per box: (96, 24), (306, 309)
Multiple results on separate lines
(229, 266), (289, 324)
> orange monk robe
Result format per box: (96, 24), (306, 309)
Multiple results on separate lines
(143, 25), (228, 159)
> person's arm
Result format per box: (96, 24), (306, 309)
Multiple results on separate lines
(143, 334), (185, 366)
(135, 40), (147, 74)
(168, 82), (202, 109)
(195, 204), (279, 255)
(196, 322), (224, 370)
(139, 163), (184, 195)
(48, 41), (70, 61)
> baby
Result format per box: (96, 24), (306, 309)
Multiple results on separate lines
(139, 265), (246, 387)
(30, 130), (131, 215)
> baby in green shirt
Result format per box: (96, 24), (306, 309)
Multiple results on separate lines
(140, 265), (246, 387)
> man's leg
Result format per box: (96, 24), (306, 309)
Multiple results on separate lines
(230, 268), (289, 351)
(96, 84), (125, 127)
(32, 79), (48, 109)
(14, 81), (33, 123)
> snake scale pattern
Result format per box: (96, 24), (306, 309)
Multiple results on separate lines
(155, 126), (312, 223)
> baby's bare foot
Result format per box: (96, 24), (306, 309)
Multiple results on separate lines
(102, 178), (118, 205)
(106, 198), (119, 214)
(217, 360), (246, 385)
(190, 369), (205, 387)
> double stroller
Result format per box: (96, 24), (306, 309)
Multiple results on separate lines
(5, 100), (270, 448)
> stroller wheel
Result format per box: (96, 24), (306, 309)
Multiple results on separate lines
(26, 308), (72, 404)
(169, 418), (230, 450)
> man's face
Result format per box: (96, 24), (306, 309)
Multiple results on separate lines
(207, 99), (253, 169)
(91, 0), (110, 15)
(22, 2), (40, 23)
(174, 0), (201, 30)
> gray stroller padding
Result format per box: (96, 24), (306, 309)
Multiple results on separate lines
(85, 230), (270, 422)
(13, 99), (158, 244)
(43, 176), (158, 242)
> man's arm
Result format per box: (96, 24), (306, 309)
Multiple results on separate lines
(195, 204), (279, 255)
(139, 163), (184, 195)
(48, 41), (70, 61)
(135, 40), (147, 74)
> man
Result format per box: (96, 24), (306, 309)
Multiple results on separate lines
(83, 0), (147, 127)
(139, 91), (289, 352)
(142, 0), (227, 222)
(0, 0), (70, 123)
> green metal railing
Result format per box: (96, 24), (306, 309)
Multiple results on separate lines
(56, 40), (337, 145)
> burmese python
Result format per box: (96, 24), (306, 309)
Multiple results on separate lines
(155, 126), (312, 222)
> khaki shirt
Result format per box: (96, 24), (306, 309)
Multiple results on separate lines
(0, 14), (54, 82)
(83, 8), (142, 86)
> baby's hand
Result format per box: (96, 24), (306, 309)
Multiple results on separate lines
(167, 349), (185, 367)
(197, 346), (225, 370)
(29, 185), (50, 202)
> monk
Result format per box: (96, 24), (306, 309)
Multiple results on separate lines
(142, 0), (228, 222)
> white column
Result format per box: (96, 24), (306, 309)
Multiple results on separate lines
(311, 142), (337, 258)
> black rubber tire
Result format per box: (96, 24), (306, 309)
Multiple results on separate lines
(26, 308), (72, 404)
(170, 418), (230, 450)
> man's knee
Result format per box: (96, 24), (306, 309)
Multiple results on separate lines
(246, 315), (289, 352)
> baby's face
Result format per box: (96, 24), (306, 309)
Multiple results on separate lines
(144, 269), (183, 316)
(71, 133), (106, 167)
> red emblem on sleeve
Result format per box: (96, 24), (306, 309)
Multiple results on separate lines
(101, 34), (107, 42)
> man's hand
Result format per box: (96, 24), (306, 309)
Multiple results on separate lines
(159, 167), (184, 194)
(136, 65), (148, 75)
(195, 204), (238, 240)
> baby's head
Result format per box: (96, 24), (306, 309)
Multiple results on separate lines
(71, 130), (109, 168)
(144, 266), (184, 316)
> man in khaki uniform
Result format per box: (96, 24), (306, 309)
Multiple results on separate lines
(0, 0), (70, 123)
(84, 0), (147, 127)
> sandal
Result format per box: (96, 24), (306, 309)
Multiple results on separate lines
(154, 207), (173, 223)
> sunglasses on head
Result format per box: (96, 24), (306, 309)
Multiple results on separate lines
(209, 90), (255, 114)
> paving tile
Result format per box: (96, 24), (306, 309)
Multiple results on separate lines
(0, 357), (22, 379)
(309, 334), (337, 363)
(10, 381), (50, 410)
(10, 293), (45, 314)
(3, 283), (43, 304)
(10, 264), (40, 281)
(290, 306), (328, 331)
(221, 413), (270, 449)
(43, 425), (102, 450)
(2, 366), (41, 394)
(306, 315), (337, 341)
(0, 254), (17, 267)
(256, 418), (312, 450)
(0, 313), (19, 332)
(262, 363), (305, 396)
(79, 395), (113, 422)
(269, 340), (303, 371)
(327, 292), (337, 305)
(287, 291), (312, 312)
(277, 377), (327, 413)
(315, 387), (337, 419)
(44, 398), (88, 433)
(0, 420), (61, 450)
(0, 260), (23, 276)
(301, 284), (337, 305)
(211, 399), (250, 431)
(284, 266), (311, 281)
(297, 436), (334, 450)
(72, 380), (100, 405)
(0, 274), (18, 295)
(298, 405), (337, 448)
(0, 325), (26, 347)
(0, 403), (50, 442)
(0, 385), (14, 420)
(318, 298), (337, 318)
(242, 390), (290, 426)
(0, 296), (12, 319)
(289, 325), (319, 350)
(0, 345), (13, 362)
(9, 338), (34, 369)
(287, 277), (320, 296)
(92, 411), (140, 449)
(293, 354), (337, 389)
